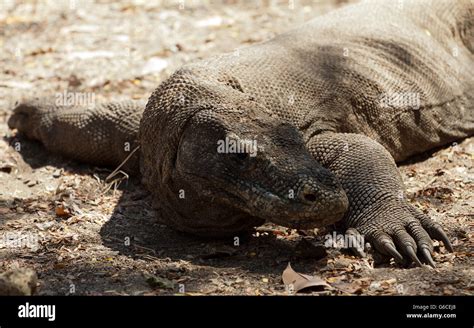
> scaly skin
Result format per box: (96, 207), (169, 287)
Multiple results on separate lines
(8, 0), (473, 266)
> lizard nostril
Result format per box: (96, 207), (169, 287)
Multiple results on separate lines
(303, 193), (317, 202)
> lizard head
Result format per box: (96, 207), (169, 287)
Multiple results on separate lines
(174, 103), (349, 231)
(140, 70), (348, 236)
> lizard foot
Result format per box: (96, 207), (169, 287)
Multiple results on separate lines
(7, 99), (48, 140)
(347, 204), (452, 268)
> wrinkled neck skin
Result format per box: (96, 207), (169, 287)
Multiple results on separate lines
(139, 72), (349, 237)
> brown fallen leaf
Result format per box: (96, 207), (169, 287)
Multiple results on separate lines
(332, 281), (364, 295)
(282, 263), (330, 294)
(416, 187), (454, 200)
(55, 205), (71, 217)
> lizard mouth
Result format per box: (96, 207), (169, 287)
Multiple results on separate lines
(205, 178), (348, 229)
(181, 166), (348, 230)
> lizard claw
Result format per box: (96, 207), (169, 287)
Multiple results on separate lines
(381, 240), (404, 264)
(352, 204), (449, 267)
(406, 207), (454, 252)
(372, 233), (404, 264)
(420, 245), (436, 268)
(430, 225), (454, 252)
(405, 245), (423, 267)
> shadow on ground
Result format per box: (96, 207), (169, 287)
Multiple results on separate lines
(5, 135), (330, 276)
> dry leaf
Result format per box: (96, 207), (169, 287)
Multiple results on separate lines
(282, 263), (330, 294)
(332, 282), (364, 294)
(55, 205), (70, 217)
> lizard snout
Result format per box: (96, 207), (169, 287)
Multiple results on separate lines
(296, 183), (319, 205)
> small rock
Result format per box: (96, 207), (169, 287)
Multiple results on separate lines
(35, 221), (55, 231)
(369, 281), (382, 291)
(0, 268), (38, 295)
(333, 257), (353, 269)
(68, 74), (82, 87)
(24, 179), (38, 187)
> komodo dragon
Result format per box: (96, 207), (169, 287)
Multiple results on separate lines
(7, 0), (474, 267)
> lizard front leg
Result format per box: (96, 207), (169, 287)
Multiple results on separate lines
(307, 133), (453, 267)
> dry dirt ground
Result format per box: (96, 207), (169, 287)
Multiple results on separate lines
(0, 0), (472, 295)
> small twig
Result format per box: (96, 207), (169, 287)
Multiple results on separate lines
(106, 146), (140, 182)
(422, 177), (438, 190)
(101, 171), (129, 195)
